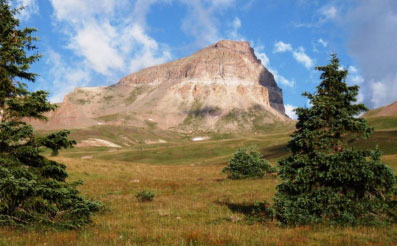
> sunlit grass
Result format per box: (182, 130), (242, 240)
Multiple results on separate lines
(2, 126), (397, 246)
(1, 154), (396, 246)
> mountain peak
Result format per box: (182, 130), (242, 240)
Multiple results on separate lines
(32, 40), (289, 131)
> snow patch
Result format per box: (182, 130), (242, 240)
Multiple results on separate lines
(77, 138), (122, 148)
(192, 136), (210, 141)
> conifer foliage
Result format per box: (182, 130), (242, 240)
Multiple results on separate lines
(0, 1), (100, 229)
(274, 55), (397, 226)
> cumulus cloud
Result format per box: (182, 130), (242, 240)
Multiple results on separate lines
(292, 47), (313, 69)
(273, 41), (293, 53)
(345, 0), (397, 107)
(13, 0), (39, 20)
(273, 41), (314, 69)
(284, 104), (298, 120)
(68, 21), (125, 75)
(49, 0), (172, 76)
(43, 0), (174, 101)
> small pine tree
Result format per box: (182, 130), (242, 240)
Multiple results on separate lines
(223, 147), (276, 179)
(0, 1), (100, 229)
(273, 54), (397, 226)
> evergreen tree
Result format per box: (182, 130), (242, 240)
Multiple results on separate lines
(273, 54), (397, 226)
(0, 0), (100, 229)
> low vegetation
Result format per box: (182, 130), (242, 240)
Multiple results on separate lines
(223, 147), (276, 179)
(135, 190), (155, 202)
(125, 86), (148, 104)
(0, 145), (396, 245)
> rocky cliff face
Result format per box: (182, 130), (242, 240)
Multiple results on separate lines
(33, 40), (289, 131)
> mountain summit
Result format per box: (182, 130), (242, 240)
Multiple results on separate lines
(35, 40), (290, 131)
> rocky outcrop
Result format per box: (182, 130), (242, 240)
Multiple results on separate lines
(33, 40), (290, 131)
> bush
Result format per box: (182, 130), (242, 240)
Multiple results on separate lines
(223, 147), (276, 179)
(135, 190), (155, 202)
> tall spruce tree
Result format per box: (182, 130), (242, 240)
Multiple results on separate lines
(0, 0), (100, 229)
(273, 54), (397, 226)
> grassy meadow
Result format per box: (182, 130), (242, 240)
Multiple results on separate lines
(1, 119), (397, 246)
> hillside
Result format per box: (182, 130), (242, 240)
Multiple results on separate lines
(363, 101), (397, 130)
(31, 40), (290, 132)
(363, 101), (397, 118)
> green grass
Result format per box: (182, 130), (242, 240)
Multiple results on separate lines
(125, 86), (148, 104)
(367, 116), (397, 130)
(355, 130), (397, 155)
(1, 151), (396, 246)
(95, 113), (121, 122)
(4, 116), (395, 245)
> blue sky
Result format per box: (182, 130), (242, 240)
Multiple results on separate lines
(12, 0), (397, 119)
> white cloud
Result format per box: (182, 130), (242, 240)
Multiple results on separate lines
(228, 17), (242, 40)
(348, 66), (358, 73)
(43, 50), (92, 103)
(320, 5), (338, 21)
(357, 92), (364, 103)
(370, 81), (387, 107)
(295, 5), (338, 28)
(256, 51), (269, 67)
(179, 0), (235, 46)
(272, 70), (295, 88)
(254, 46), (295, 88)
(350, 75), (364, 84)
(128, 24), (172, 72)
(13, 0), (39, 20)
(273, 41), (314, 69)
(49, 0), (118, 23)
(318, 38), (328, 47)
(284, 104), (298, 120)
(45, 0), (173, 101)
(292, 47), (313, 69)
(68, 21), (125, 75)
(369, 75), (397, 108)
(49, 0), (171, 76)
(345, 0), (397, 107)
(273, 41), (292, 53)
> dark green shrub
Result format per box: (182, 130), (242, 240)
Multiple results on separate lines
(223, 147), (276, 179)
(273, 54), (397, 226)
(135, 190), (155, 202)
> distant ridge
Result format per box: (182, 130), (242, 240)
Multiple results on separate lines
(363, 101), (397, 118)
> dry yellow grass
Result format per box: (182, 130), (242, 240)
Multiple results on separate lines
(1, 155), (396, 246)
